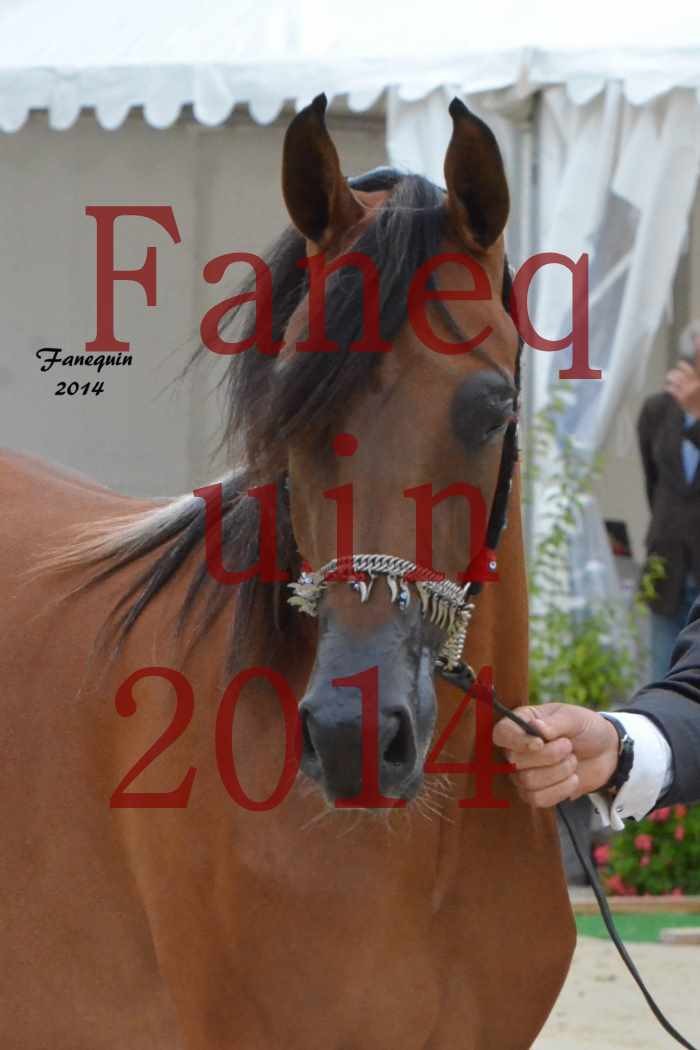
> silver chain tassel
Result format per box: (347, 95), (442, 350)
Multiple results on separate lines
(288, 554), (475, 671)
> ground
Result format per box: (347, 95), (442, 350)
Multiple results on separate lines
(534, 935), (699, 1049)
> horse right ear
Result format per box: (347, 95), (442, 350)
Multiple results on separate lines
(282, 93), (363, 247)
(444, 98), (510, 253)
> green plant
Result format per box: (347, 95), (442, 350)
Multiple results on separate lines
(525, 399), (686, 895)
(593, 804), (700, 895)
(525, 396), (665, 710)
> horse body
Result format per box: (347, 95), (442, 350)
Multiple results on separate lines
(0, 451), (573, 1049)
(0, 454), (175, 1047)
(1, 95), (575, 1048)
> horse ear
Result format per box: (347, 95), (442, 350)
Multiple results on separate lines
(444, 98), (509, 252)
(282, 93), (363, 246)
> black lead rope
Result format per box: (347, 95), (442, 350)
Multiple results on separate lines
(557, 804), (698, 1050)
(439, 663), (699, 1050)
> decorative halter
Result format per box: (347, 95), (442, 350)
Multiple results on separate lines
(288, 554), (478, 671)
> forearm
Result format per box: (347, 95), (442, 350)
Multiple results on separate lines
(592, 599), (700, 818)
(494, 604), (700, 814)
(618, 598), (700, 805)
(616, 693), (700, 806)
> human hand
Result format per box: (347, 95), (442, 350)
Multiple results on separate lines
(492, 703), (619, 807)
(665, 361), (700, 418)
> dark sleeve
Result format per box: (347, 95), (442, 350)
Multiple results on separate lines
(618, 596), (700, 805)
(682, 417), (700, 449)
(636, 399), (658, 510)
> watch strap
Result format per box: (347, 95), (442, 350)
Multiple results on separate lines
(600, 714), (635, 796)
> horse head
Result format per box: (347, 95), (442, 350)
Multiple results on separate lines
(276, 94), (520, 804)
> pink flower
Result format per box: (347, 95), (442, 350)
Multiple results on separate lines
(607, 874), (632, 896)
(675, 825), (686, 842)
(606, 874), (623, 894)
(593, 844), (611, 866)
(671, 887), (685, 897)
(650, 807), (671, 823)
(640, 856), (650, 867)
(674, 805), (688, 819)
(634, 834), (653, 852)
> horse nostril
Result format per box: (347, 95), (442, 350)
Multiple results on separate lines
(299, 700), (418, 798)
(382, 711), (412, 768)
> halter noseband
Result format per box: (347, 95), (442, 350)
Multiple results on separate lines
(288, 554), (476, 670)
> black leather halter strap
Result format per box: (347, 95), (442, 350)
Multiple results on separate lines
(464, 414), (520, 605)
(436, 369), (698, 1050)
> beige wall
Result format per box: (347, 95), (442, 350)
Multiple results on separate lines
(0, 109), (387, 497)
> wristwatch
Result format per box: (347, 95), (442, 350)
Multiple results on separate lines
(600, 715), (635, 796)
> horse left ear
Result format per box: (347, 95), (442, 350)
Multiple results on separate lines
(282, 93), (363, 246)
(444, 98), (509, 252)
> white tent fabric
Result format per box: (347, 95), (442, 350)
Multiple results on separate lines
(386, 86), (521, 192)
(532, 85), (700, 607)
(1, 0), (700, 131)
(532, 86), (700, 434)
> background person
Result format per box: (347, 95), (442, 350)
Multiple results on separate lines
(638, 319), (700, 679)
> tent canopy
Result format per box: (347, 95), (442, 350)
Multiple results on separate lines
(1, 0), (700, 131)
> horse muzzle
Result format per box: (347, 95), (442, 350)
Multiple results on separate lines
(297, 611), (437, 805)
(299, 693), (421, 803)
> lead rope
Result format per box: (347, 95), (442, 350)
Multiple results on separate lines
(439, 663), (699, 1050)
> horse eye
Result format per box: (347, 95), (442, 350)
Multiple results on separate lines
(451, 373), (516, 449)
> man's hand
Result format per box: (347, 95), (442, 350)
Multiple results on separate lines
(665, 361), (700, 417)
(492, 703), (620, 808)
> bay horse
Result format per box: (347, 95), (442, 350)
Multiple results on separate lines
(0, 96), (575, 1049)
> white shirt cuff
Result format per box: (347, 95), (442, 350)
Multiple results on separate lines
(589, 713), (673, 831)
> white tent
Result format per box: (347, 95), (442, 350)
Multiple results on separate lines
(1, 0), (699, 131)
(2, 0), (700, 603)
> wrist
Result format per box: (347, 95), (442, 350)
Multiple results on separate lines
(599, 714), (635, 795)
(599, 715), (621, 785)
